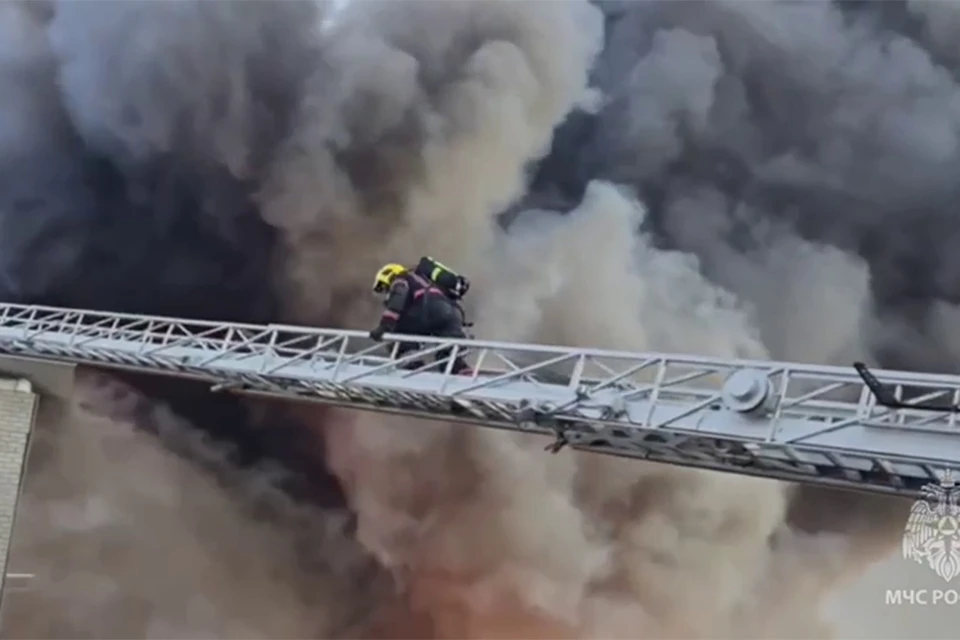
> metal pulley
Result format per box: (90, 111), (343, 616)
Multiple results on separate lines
(721, 369), (776, 414)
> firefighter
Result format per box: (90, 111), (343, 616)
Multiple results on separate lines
(369, 262), (471, 374)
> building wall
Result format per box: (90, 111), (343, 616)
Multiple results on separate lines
(0, 381), (37, 602)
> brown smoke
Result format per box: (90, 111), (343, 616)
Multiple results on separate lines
(0, 370), (388, 639)
(309, 182), (913, 637)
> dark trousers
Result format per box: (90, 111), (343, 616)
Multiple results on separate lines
(394, 295), (469, 373)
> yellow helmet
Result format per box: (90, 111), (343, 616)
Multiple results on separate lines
(372, 263), (406, 294)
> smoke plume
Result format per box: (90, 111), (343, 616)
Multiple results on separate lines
(3, 370), (387, 639)
(0, 0), (956, 637)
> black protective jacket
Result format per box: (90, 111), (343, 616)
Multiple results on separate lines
(375, 272), (465, 336)
(377, 272), (436, 331)
(373, 271), (470, 373)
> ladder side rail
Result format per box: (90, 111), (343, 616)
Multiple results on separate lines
(10, 315), (960, 431)
(233, 351), (960, 488)
(165, 348), (960, 497)
(12, 313), (960, 425)
(209, 381), (940, 497)
(6, 300), (960, 390)
(0, 302), (269, 333)
(5, 305), (960, 495)
(0, 338), (953, 497)
(5, 325), (956, 478)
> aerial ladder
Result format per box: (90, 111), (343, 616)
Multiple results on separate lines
(0, 303), (957, 498)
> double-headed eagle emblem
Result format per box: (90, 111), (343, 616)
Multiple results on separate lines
(903, 471), (960, 582)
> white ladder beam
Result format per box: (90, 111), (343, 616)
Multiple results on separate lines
(0, 303), (957, 497)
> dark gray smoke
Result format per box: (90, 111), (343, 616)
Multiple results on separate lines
(0, 1), (311, 321)
(0, 2), (385, 636)
(531, 0), (960, 375)
(0, 0), (348, 519)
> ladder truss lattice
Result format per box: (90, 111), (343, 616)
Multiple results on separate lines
(0, 303), (957, 497)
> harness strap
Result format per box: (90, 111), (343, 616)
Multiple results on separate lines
(409, 273), (442, 299)
(413, 287), (443, 299)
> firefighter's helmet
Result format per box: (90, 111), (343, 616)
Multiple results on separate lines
(372, 263), (406, 294)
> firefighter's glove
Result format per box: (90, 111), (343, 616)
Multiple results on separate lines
(369, 325), (387, 342)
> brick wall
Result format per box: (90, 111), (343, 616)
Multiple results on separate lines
(0, 381), (37, 603)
